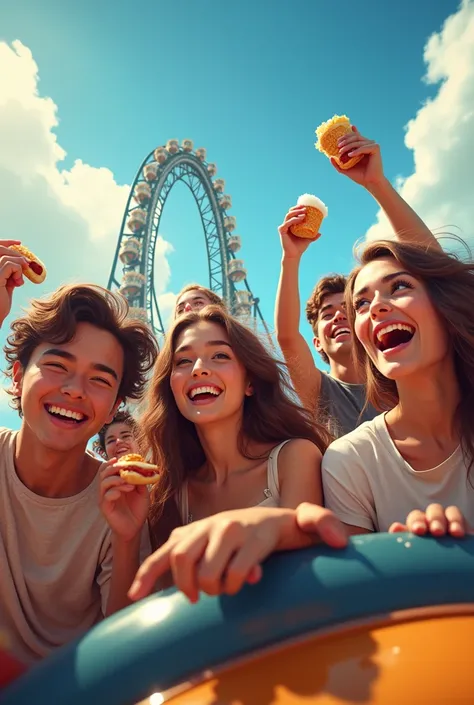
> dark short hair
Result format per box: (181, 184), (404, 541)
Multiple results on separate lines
(97, 409), (138, 455)
(305, 274), (347, 363)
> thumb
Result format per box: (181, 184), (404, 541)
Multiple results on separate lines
(296, 503), (348, 548)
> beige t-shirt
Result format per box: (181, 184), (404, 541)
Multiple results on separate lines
(322, 413), (474, 532)
(0, 427), (113, 664)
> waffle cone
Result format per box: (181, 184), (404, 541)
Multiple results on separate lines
(290, 206), (324, 240)
(317, 121), (365, 171)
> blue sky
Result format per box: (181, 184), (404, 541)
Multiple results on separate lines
(1, 0), (472, 431)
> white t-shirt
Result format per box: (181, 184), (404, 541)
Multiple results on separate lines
(0, 427), (113, 664)
(322, 413), (474, 532)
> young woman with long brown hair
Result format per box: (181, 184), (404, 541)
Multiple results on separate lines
(320, 239), (474, 536)
(139, 305), (332, 551)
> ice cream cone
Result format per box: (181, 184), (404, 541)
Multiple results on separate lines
(315, 115), (364, 171)
(290, 194), (327, 240)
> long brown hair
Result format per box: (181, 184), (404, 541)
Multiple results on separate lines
(345, 240), (474, 465)
(140, 305), (332, 545)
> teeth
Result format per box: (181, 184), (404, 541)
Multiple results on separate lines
(376, 323), (414, 341)
(189, 386), (221, 399)
(47, 405), (85, 421)
(334, 328), (350, 337)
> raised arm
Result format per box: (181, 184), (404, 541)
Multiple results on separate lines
(0, 240), (26, 328)
(275, 207), (322, 411)
(334, 128), (441, 251)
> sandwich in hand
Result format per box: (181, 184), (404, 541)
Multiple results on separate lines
(114, 453), (160, 486)
(11, 244), (47, 284)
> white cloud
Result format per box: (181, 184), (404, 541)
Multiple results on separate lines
(366, 0), (474, 247)
(0, 40), (174, 423)
(0, 38), (173, 311)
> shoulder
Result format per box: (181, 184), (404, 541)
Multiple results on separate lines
(278, 438), (323, 467)
(322, 414), (385, 469)
(0, 426), (16, 462)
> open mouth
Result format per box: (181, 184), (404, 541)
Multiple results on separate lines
(332, 327), (351, 340)
(45, 404), (88, 425)
(375, 323), (415, 352)
(187, 385), (223, 403)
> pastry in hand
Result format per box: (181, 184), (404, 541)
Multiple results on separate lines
(290, 194), (327, 240)
(315, 115), (364, 170)
(10, 244), (47, 284)
(114, 453), (160, 485)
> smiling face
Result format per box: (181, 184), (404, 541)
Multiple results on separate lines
(14, 322), (124, 452)
(314, 292), (352, 361)
(352, 256), (451, 380)
(104, 421), (139, 459)
(175, 289), (213, 317)
(170, 320), (252, 426)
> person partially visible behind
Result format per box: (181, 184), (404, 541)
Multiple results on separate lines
(95, 410), (140, 460)
(175, 283), (225, 318)
(0, 246), (158, 664)
(275, 128), (440, 438)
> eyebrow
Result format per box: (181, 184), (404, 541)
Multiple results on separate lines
(175, 339), (232, 354)
(354, 270), (413, 299)
(41, 348), (119, 381)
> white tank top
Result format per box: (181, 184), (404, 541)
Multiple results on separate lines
(177, 440), (290, 524)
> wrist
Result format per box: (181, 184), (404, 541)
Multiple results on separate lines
(365, 177), (392, 198)
(112, 531), (142, 551)
(281, 253), (302, 266)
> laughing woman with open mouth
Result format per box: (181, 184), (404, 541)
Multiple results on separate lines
(139, 305), (332, 554)
(318, 239), (474, 539)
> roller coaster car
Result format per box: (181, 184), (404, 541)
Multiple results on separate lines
(1, 533), (473, 705)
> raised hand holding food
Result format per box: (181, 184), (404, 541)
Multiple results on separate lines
(113, 453), (160, 485)
(10, 244), (47, 284)
(315, 115), (365, 170)
(289, 194), (327, 241)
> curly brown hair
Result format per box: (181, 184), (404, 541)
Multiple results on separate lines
(140, 305), (333, 548)
(345, 240), (474, 468)
(97, 409), (138, 456)
(305, 274), (347, 363)
(4, 284), (159, 413)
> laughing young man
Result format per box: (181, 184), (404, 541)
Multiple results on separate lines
(275, 129), (439, 437)
(0, 243), (158, 664)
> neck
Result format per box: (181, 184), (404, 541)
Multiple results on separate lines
(329, 353), (362, 384)
(15, 424), (98, 498)
(387, 357), (460, 440)
(195, 414), (256, 486)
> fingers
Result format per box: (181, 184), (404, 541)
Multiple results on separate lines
(0, 257), (28, 289)
(278, 213), (306, 236)
(169, 529), (210, 602)
(279, 206), (306, 235)
(296, 503), (348, 547)
(99, 472), (134, 503)
(405, 505), (467, 537)
(388, 522), (408, 533)
(444, 505), (466, 537)
(338, 138), (377, 158)
(0, 240), (21, 247)
(405, 509), (429, 535)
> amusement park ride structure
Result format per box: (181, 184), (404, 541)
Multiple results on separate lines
(107, 139), (269, 339)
